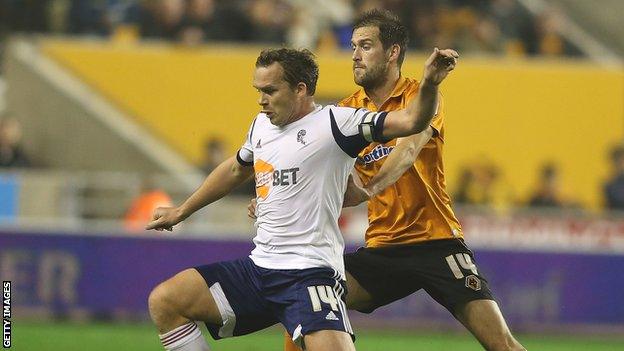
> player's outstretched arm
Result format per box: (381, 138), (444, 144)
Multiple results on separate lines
(342, 130), (433, 207)
(366, 128), (434, 196)
(343, 173), (371, 207)
(247, 198), (257, 219)
(146, 155), (254, 231)
(382, 48), (458, 139)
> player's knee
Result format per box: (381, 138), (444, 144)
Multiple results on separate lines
(148, 281), (179, 320)
(148, 280), (197, 333)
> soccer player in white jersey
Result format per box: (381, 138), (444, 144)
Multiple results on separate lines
(146, 47), (458, 351)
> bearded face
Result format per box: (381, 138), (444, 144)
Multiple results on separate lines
(351, 26), (392, 90)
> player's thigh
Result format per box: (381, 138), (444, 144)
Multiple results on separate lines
(149, 268), (222, 324)
(277, 267), (354, 344)
(344, 271), (374, 311)
(304, 330), (355, 351)
(455, 299), (509, 336)
(455, 299), (524, 351)
(196, 258), (278, 340)
(344, 248), (420, 313)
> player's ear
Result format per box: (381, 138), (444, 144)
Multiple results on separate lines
(388, 44), (401, 63)
(295, 82), (308, 96)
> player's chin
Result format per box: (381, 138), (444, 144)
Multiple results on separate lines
(266, 113), (278, 123)
(353, 75), (365, 86)
(268, 118), (282, 127)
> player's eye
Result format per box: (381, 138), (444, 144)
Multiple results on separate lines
(257, 88), (275, 95)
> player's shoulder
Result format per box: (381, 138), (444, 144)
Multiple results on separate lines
(403, 76), (422, 94)
(322, 105), (360, 123)
(256, 112), (269, 122)
(337, 89), (367, 108)
(400, 77), (443, 99)
(245, 112), (272, 140)
(250, 112), (271, 128)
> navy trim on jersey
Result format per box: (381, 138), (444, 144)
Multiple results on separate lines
(373, 112), (389, 142)
(236, 150), (253, 167)
(248, 116), (259, 144)
(329, 109), (369, 158)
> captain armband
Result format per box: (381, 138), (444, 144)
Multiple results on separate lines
(358, 111), (388, 142)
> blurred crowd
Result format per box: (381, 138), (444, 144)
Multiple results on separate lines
(0, 0), (580, 57)
(2, 114), (624, 215)
(6, 111), (624, 213)
(452, 158), (581, 212)
(0, 116), (30, 168)
(452, 143), (624, 214)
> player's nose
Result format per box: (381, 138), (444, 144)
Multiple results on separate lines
(258, 93), (268, 106)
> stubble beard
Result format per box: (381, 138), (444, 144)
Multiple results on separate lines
(355, 63), (389, 91)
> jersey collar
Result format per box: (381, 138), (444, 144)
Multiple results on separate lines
(361, 76), (410, 107)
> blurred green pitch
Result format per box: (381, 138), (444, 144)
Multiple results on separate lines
(13, 322), (624, 350)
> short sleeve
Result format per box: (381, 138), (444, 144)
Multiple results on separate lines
(429, 93), (444, 138)
(236, 117), (257, 167)
(329, 107), (388, 158)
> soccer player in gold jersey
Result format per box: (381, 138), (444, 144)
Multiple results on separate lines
(337, 10), (524, 351)
(250, 9), (525, 351)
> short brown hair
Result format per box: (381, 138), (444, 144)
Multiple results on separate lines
(353, 9), (409, 67)
(255, 48), (319, 95)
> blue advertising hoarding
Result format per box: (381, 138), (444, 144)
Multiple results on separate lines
(1, 230), (623, 331)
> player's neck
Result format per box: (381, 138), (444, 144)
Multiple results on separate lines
(289, 99), (317, 124)
(365, 69), (401, 109)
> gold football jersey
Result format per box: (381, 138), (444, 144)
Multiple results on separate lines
(339, 76), (463, 247)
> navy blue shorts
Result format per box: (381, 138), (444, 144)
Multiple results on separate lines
(194, 257), (353, 345)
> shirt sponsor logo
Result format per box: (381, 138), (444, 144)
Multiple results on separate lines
(254, 159), (300, 199)
(359, 144), (394, 164)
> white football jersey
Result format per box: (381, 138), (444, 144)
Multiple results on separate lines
(237, 105), (387, 278)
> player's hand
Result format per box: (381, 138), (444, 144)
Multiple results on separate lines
(247, 198), (257, 219)
(343, 174), (372, 208)
(145, 206), (184, 231)
(422, 47), (459, 86)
